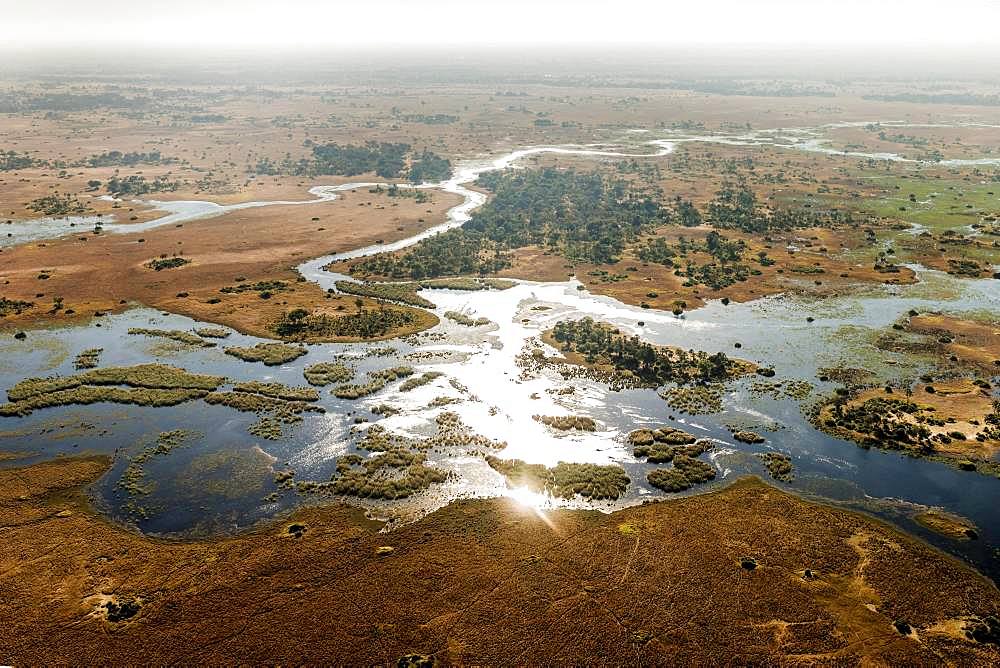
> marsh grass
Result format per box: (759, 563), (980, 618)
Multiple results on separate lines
(334, 280), (435, 308)
(6, 364), (225, 401)
(333, 366), (414, 399)
(128, 328), (214, 347)
(224, 342), (307, 366)
(303, 362), (354, 386)
(73, 348), (102, 369)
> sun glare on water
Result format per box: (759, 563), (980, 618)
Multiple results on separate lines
(505, 486), (560, 532)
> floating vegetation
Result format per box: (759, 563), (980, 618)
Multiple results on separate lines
(757, 453), (793, 481)
(750, 379), (813, 401)
(660, 385), (725, 414)
(73, 348), (102, 369)
(248, 415), (285, 440)
(628, 426), (697, 447)
(193, 327), (231, 339)
(146, 257), (190, 271)
(206, 386), (323, 440)
(427, 396), (459, 407)
(533, 415), (597, 431)
(646, 455), (716, 493)
(399, 371), (443, 392)
(444, 311), (492, 327)
(117, 430), (193, 515)
(1, 386), (210, 417)
(334, 281), (435, 308)
(224, 342), (307, 366)
(231, 382), (319, 402)
(632, 432), (713, 464)
(324, 449), (450, 499)
(203, 391), (323, 418)
(179, 448), (274, 500)
(303, 362), (354, 386)
(5, 364), (224, 402)
(333, 366), (414, 399)
(732, 430), (766, 444)
(128, 328), (214, 347)
(486, 456), (630, 500)
(359, 412), (504, 454)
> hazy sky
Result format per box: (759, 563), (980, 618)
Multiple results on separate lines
(4, 0), (999, 48)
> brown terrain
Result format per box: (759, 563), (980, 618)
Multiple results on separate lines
(906, 314), (1000, 374)
(1, 455), (998, 665)
(825, 380), (1000, 463)
(0, 187), (458, 339)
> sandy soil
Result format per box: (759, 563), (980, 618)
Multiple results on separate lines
(0, 455), (997, 665)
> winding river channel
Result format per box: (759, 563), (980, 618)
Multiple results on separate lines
(2, 128), (999, 578)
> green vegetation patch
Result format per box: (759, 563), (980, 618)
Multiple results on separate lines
(224, 342), (307, 366)
(324, 449), (449, 499)
(399, 372), (444, 392)
(444, 311), (492, 327)
(646, 455), (717, 493)
(334, 281), (435, 308)
(486, 456), (630, 500)
(631, 429), (711, 463)
(272, 307), (419, 341)
(333, 366), (414, 399)
(28, 193), (90, 216)
(193, 327), (231, 339)
(219, 280), (290, 296)
(660, 385), (725, 414)
(6, 364), (224, 402)
(231, 381), (319, 402)
(303, 362), (354, 386)
(351, 167), (669, 278)
(533, 415), (597, 431)
(128, 328), (214, 347)
(1, 386), (209, 417)
(757, 452), (793, 481)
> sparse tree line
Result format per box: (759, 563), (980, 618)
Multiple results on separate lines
(252, 141), (452, 182)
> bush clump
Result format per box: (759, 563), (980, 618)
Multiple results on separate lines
(646, 455), (716, 493)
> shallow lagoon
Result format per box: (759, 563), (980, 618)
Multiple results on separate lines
(2, 134), (999, 579)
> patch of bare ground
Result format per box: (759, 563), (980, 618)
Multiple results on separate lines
(1, 456), (998, 665)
